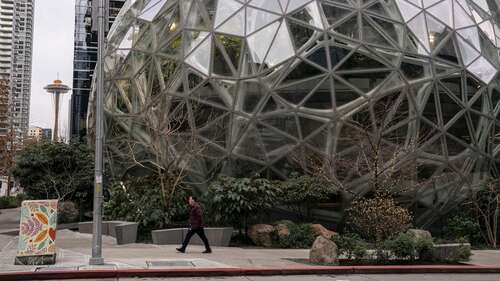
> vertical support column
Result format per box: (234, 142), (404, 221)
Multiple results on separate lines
(89, 0), (106, 266)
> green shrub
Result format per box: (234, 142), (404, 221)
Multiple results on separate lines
(58, 201), (79, 224)
(414, 234), (434, 261)
(0, 196), (17, 209)
(279, 173), (338, 220)
(347, 195), (412, 242)
(15, 193), (28, 206)
(333, 233), (368, 260)
(446, 215), (482, 245)
(278, 223), (315, 249)
(204, 175), (280, 234)
(385, 233), (416, 260)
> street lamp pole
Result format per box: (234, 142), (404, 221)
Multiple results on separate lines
(89, 0), (107, 265)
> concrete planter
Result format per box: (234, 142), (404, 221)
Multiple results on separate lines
(77, 221), (138, 245)
(152, 227), (233, 247)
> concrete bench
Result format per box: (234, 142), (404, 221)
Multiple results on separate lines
(78, 221), (138, 245)
(152, 227), (233, 247)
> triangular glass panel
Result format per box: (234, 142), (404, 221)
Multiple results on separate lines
(467, 57), (498, 85)
(187, 71), (205, 90)
(333, 77), (363, 106)
(366, 2), (393, 19)
(336, 51), (386, 70)
(249, 0), (282, 14)
(329, 45), (352, 69)
(446, 113), (474, 145)
(287, 0), (312, 13)
(214, 0), (243, 28)
(298, 116), (325, 139)
(216, 9), (245, 36)
(265, 22), (295, 67)
(277, 76), (326, 104)
(138, 0), (168, 22)
(283, 60), (325, 83)
(361, 17), (393, 47)
(184, 31), (210, 56)
(191, 82), (229, 109)
(334, 15), (360, 39)
(337, 70), (391, 94)
(426, 0), (452, 27)
(400, 60), (428, 80)
(185, 0), (210, 29)
(457, 26), (481, 50)
(369, 16), (403, 48)
(246, 7), (281, 35)
(435, 37), (459, 65)
(217, 35), (243, 71)
(306, 47), (328, 69)
(289, 1), (323, 29)
(395, 0), (422, 22)
(321, 3), (354, 27)
(247, 21), (280, 64)
(260, 114), (300, 139)
(404, 32), (430, 55)
(453, 1), (475, 29)
(238, 81), (269, 113)
(158, 34), (182, 57)
(212, 44), (234, 76)
(406, 0), (423, 8)
(407, 13), (430, 52)
(426, 13), (450, 52)
(456, 36), (480, 66)
(301, 77), (333, 109)
(287, 20), (317, 50)
(185, 35), (212, 76)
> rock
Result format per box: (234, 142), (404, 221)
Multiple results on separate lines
(309, 236), (338, 265)
(248, 224), (274, 247)
(311, 224), (336, 239)
(407, 229), (432, 242)
(275, 224), (290, 238)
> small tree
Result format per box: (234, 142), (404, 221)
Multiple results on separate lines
(204, 175), (280, 236)
(347, 191), (413, 242)
(279, 172), (338, 221)
(12, 141), (94, 202)
(467, 178), (499, 248)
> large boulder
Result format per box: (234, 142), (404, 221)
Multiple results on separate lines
(249, 224), (274, 247)
(309, 236), (338, 265)
(275, 223), (290, 239)
(311, 224), (336, 239)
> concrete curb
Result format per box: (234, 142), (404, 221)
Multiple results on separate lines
(2, 265), (500, 280)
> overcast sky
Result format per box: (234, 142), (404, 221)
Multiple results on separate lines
(30, 0), (75, 139)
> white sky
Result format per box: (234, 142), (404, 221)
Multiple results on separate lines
(30, 0), (75, 139)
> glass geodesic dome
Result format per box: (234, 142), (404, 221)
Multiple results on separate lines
(92, 0), (500, 224)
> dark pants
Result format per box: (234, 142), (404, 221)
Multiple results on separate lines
(181, 227), (211, 250)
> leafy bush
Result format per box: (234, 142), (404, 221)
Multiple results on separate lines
(278, 223), (315, 249)
(204, 175), (280, 234)
(58, 201), (79, 224)
(279, 173), (338, 220)
(12, 142), (93, 202)
(384, 233), (416, 260)
(347, 195), (412, 242)
(0, 196), (17, 209)
(446, 215), (483, 246)
(104, 175), (191, 240)
(333, 233), (368, 260)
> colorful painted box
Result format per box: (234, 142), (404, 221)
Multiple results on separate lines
(15, 200), (58, 265)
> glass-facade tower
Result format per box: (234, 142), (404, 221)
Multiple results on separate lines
(70, 0), (125, 140)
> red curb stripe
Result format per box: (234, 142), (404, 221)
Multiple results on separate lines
(1, 266), (500, 280)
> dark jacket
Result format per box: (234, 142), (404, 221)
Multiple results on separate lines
(189, 202), (203, 229)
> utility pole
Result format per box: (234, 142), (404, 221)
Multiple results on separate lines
(89, 0), (107, 265)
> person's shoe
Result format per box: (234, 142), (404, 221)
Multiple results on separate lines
(202, 249), (212, 254)
(176, 247), (185, 253)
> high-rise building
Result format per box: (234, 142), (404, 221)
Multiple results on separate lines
(70, 0), (125, 140)
(27, 126), (51, 142)
(0, 0), (34, 144)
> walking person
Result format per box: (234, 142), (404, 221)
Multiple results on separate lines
(176, 196), (212, 253)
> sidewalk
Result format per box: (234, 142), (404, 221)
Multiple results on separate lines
(1, 230), (500, 279)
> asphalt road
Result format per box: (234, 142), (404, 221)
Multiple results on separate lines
(0, 207), (20, 231)
(54, 274), (500, 281)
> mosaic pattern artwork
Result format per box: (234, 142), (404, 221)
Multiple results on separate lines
(16, 200), (58, 264)
(91, 0), (500, 224)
